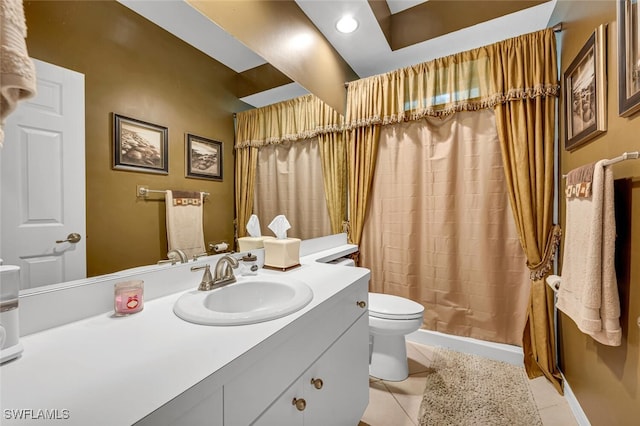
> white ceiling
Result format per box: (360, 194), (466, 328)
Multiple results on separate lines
(118, 0), (557, 108)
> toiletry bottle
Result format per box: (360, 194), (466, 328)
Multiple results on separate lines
(241, 253), (258, 276)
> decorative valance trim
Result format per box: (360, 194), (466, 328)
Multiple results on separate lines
(344, 84), (560, 130)
(235, 124), (344, 149)
(235, 94), (345, 149)
(345, 28), (559, 132)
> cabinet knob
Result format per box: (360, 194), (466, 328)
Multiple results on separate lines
(356, 300), (367, 309)
(292, 397), (306, 411)
(310, 377), (324, 389)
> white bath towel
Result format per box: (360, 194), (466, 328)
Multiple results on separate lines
(556, 160), (621, 346)
(165, 190), (206, 259)
(0, 0), (37, 147)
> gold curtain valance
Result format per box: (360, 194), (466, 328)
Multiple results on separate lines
(345, 28), (559, 129)
(235, 94), (345, 149)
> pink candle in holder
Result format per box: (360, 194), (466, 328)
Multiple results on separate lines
(114, 280), (144, 316)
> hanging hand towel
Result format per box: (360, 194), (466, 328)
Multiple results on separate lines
(165, 190), (206, 259)
(556, 160), (621, 346)
(0, 0), (37, 147)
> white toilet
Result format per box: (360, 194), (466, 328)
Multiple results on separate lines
(328, 257), (425, 382)
(368, 293), (424, 381)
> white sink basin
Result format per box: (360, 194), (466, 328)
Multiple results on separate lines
(173, 276), (313, 325)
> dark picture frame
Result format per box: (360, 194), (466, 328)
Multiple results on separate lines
(185, 133), (223, 181)
(113, 114), (168, 174)
(617, 0), (640, 116)
(563, 24), (608, 151)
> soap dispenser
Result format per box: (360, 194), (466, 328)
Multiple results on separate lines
(0, 265), (24, 364)
(241, 253), (258, 276)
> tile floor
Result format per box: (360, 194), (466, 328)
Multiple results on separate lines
(359, 341), (578, 426)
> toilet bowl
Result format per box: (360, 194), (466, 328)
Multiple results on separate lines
(327, 257), (425, 382)
(368, 293), (424, 381)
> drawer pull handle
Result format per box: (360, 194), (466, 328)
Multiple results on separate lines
(310, 377), (324, 389)
(357, 300), (367, 309)
(292, 397), (306, 411)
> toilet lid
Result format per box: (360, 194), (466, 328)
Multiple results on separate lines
(368, 293), (424, 320)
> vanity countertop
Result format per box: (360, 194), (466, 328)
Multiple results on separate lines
(0, 245), (366, 425)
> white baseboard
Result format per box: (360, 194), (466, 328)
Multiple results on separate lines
(562, 374), (591, 426)
(407, 328), (523, 365)
(407, 329), (590, 425)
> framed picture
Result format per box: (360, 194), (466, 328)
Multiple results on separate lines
(564, 24), (608, 151)
(617, 0), (640, 116)
(185, 133), (223, 181)
(113, 114), (168, 174)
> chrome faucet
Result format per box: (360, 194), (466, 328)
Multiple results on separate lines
(213, 255), (239, 287)
(167, 249), (188, 264)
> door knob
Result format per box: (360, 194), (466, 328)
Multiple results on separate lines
(56, 233), (81, 244)
(310, 377), (323, 389)
(356, 300), (367, 308)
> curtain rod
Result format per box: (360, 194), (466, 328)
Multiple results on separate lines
(562, 151), (640, 178)
(343, 23), (565, 89)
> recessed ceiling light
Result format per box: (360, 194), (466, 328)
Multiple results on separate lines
(336, 16), (358, 34)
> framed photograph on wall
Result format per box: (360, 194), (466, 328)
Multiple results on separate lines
(113, 114), (168, 174)
(185, 133), (223, 181)
(617, 0), (640, 116)
(564, 24), (608, 151)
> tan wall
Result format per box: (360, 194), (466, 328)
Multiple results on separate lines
(554, 2), (640, 424)
(24, 1), (247, 276)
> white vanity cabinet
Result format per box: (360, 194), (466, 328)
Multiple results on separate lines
(224, 278), (369, 425)
(253, 314), (369, 426)
(135, 385), (223, 426)
(136, 273), (369, 426)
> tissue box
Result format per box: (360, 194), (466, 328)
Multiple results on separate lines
(238, 236), (275, 252)
(263, 238), (301, 270)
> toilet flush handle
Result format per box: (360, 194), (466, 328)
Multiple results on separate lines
(356, 300), (367, 309)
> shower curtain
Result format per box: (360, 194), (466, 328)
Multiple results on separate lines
(360, 110), (530, 345)
(254, 137), (332, 240)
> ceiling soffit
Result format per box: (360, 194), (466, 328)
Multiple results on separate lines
(187, 0), (357, 114)
(373, 0), (551, 51)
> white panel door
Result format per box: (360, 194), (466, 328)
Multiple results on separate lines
(0, 59), (86, 290)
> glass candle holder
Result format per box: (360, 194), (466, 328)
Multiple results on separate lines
(114, 280), (144, 316)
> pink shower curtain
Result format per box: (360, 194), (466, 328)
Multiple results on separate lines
(360, 110), (530, 345)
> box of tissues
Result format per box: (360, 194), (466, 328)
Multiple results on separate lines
(263, 238), (301, 270)
(238, 214), (275, 252)
(238, 236), (275, 252)
(263, 215), (301, 270)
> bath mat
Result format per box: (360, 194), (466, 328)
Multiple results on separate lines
(418, 347), (542, 426)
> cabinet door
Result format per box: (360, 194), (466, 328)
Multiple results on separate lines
(253, 379), (304, 426)
(134, 385), (223, 426)
(303, 313), (369, 426)
(251, 313), (369, 426)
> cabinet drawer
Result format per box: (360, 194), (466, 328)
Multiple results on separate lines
(224, 278), (368, 426)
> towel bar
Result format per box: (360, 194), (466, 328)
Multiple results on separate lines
(562, 150), (639, 178)
(137, 187), (210, 198)
(546, 275), (561, 293)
